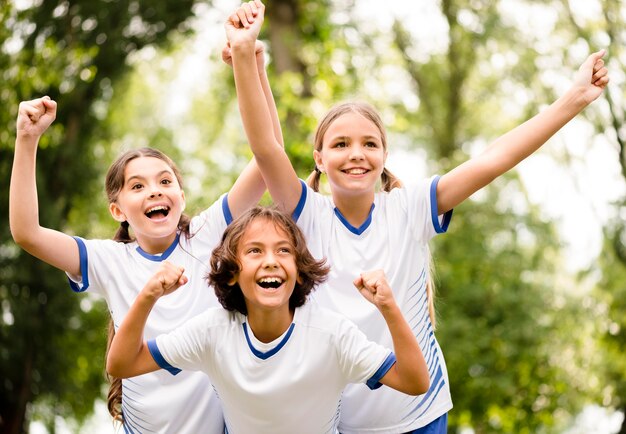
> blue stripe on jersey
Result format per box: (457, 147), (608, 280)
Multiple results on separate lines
(328, 399), (342, 433)
(147, 339), (182, 375)
(321, 400), (341, 434)
(121, 380), (151, 434)
(429, 176), (453, 234)
(402, 365), (447, 420)
(366, 352), (397, 389)
(68, 236), (89, 292)
(135, 233), (180, 261)
(122, 405), (143, 434)
(222, 193), (233, 225)
(396, 266), (448, 424)
(333, 203), (375, 235)
(122, 418), (135, 434)
(292, 180), (308, 221)
(123, 407), (147, 434)
(243, 322), (296, 360)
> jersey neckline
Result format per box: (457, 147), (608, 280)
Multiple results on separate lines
(135, 232), (181, 261)
(333, 203), (375, 235)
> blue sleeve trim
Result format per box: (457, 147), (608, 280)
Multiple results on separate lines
(222, 194), (233, 225)
(67, 236), (89, 293)
(366, 352), (397, 390)
(147, 339), (181, 375)
(429, 176), (453, 234)
(291, 180), (307, 222)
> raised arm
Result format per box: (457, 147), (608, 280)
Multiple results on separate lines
(222, 35), (283, 218)
(354, 270), (430, 395)
(9, 96), (81, 275)
(106, 261), (188, 378)
(227, 0), (302, 213)
(437, 49), (610, 214)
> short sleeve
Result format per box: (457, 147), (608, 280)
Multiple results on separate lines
(335, 317), (394, 387)
(152, 310), (223, 374)
(395, 175), (453, 243)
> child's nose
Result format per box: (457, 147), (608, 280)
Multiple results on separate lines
(263, 253), (279, 268)
(149, 186), (163, 198)
(349, 145), (365, 160)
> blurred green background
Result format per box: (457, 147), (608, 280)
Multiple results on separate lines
(1, 0), (625, 433)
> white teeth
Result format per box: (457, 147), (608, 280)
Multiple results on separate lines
(258, 277), (282, 284)
(345, 168), (367, 175)
(146, 205), (168, 213)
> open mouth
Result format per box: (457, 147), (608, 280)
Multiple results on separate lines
(145, 205), (170, 219)
(257, 277), (284, 289)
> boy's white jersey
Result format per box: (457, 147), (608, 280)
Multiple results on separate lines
(294, 176), (454, 434)
(150, 302), (395, 434)
(67, 195), (232, 434)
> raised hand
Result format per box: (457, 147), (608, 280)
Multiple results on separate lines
(224, 0), (264, 47)
(16, 96), (57, 138)
(572, 49), (610, 105)
(144, 261), (188, 300)
(354, 270), (397, 311)
(222, 40), (266, 69)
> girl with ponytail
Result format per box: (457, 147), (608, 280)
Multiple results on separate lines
(11, 134), (263, 433)
(228, 3), (609, 433)
(9, 5), (279, 428)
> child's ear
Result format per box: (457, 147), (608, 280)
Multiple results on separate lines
(180, 190), (186, 212)
(109, 202), (126, 223)
(228, 273), (239, 286)
(313, 150), (325, 173)
(296, 273), (303, 285)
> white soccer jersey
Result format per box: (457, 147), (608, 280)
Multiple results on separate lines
(67, 194), (232, 434)
(149, 302), (395, 434)
(294, 176), (454, 434)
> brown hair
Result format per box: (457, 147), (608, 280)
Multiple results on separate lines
(105, 319), (123, 423)
(104, 147), (191, 422)
(426, 248), (437, 330)
(305, 101), (403, 192)
(208, 206), (329, 315)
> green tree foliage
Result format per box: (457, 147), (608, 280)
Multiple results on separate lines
(553, 0), (626, 431)
(2, 0), (621, 431)
(0, 1), (203, 432)
(595, 225), (626, 433)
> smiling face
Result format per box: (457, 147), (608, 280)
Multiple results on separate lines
(108, 156), (186, 254)
(231, 217), (300, 315)
(314, 111), (388, 200)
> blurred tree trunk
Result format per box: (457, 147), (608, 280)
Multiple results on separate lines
(265, 0), (307, 78)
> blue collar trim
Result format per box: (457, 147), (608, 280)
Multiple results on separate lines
(242, 322), (295, 360)
(334, 203), (375, 235)
(135, 233), (180, 261)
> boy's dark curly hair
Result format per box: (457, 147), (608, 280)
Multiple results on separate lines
(208, 206), (329, 315)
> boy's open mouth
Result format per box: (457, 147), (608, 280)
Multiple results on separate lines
(257, 277), (283, 289)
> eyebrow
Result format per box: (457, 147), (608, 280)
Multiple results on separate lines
(242, 239), (293, 248)
(125, 170), (173, 183)
(363, 135), (380, 141)
(328, 135), (381, 143)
